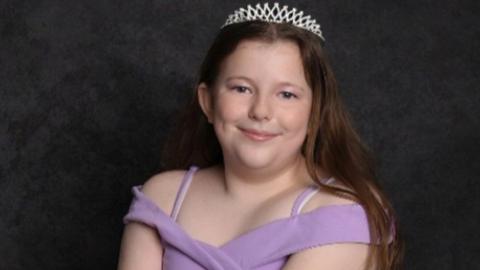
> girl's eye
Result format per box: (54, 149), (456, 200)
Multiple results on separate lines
(280, 91), (298, 99)
(231, 86), (250, 93)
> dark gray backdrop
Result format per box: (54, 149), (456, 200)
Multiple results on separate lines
(1, 0), (479, 269)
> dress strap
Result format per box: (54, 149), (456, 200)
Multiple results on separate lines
(291, 177), (335, 216)
(170, 165), (199, 221)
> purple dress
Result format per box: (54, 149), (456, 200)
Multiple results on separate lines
(123, 165), (371, 270)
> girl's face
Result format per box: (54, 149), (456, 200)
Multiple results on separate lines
(198, 39), (312, 170)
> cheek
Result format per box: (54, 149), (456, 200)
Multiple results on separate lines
(213, 94), (247, 123)
(281, 106), (311, 132)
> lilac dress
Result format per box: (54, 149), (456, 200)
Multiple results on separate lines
(123, 165), (371, 270)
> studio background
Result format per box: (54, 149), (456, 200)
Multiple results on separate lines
(1, 0), (478, 269)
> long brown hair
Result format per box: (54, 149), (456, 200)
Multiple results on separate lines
(160, 21), (404, 269)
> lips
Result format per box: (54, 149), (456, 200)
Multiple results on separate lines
(240, 128), (279, 141)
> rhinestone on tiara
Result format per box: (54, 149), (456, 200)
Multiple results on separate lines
(221, 2), (325, 42)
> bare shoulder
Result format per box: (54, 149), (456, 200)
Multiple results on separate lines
(300, 181), (360, 214)
(283, 181), (371, 270)
(140, 169), (189, 215)
(118, 169), (188, 270)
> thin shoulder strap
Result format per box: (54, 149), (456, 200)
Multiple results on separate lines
(171, 165), (199, 221)
(291, 177), (335, 216)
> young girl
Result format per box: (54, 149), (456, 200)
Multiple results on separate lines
(117, 3), (403, 270)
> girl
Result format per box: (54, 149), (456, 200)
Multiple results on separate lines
(117, 2), (403, 270)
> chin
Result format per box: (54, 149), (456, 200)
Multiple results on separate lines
(241, 160), (272, 170)
(234, 150), (277, 169)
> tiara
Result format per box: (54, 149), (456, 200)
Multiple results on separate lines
(221, 2), (325, 42)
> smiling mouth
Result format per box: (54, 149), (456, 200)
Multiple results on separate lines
(240, 128), (279, 141)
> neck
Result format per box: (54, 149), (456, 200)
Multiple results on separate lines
(220, 155), (312, 203)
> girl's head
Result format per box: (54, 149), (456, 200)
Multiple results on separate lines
(194, 20), (336, 169)
(197, 37), (313, 170)
(161, 4), (403, 269)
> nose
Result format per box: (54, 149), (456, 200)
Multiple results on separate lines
(248, 93), (272, 121)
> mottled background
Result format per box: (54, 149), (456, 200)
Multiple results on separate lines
(1, 0), (479, 269)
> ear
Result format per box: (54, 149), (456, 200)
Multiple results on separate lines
(197, 82), (213, 124)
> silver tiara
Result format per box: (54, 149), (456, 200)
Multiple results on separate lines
(221, 2), (325, 42)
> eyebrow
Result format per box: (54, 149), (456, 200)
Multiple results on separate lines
(225, 75), (305, 92)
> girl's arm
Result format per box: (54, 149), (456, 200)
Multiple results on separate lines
(281, 243), (370, 270)
(117, 170), (186, 270)
(117, 221), (164, 270)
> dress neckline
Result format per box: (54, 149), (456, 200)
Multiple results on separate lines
(132, 185), (362, 251)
